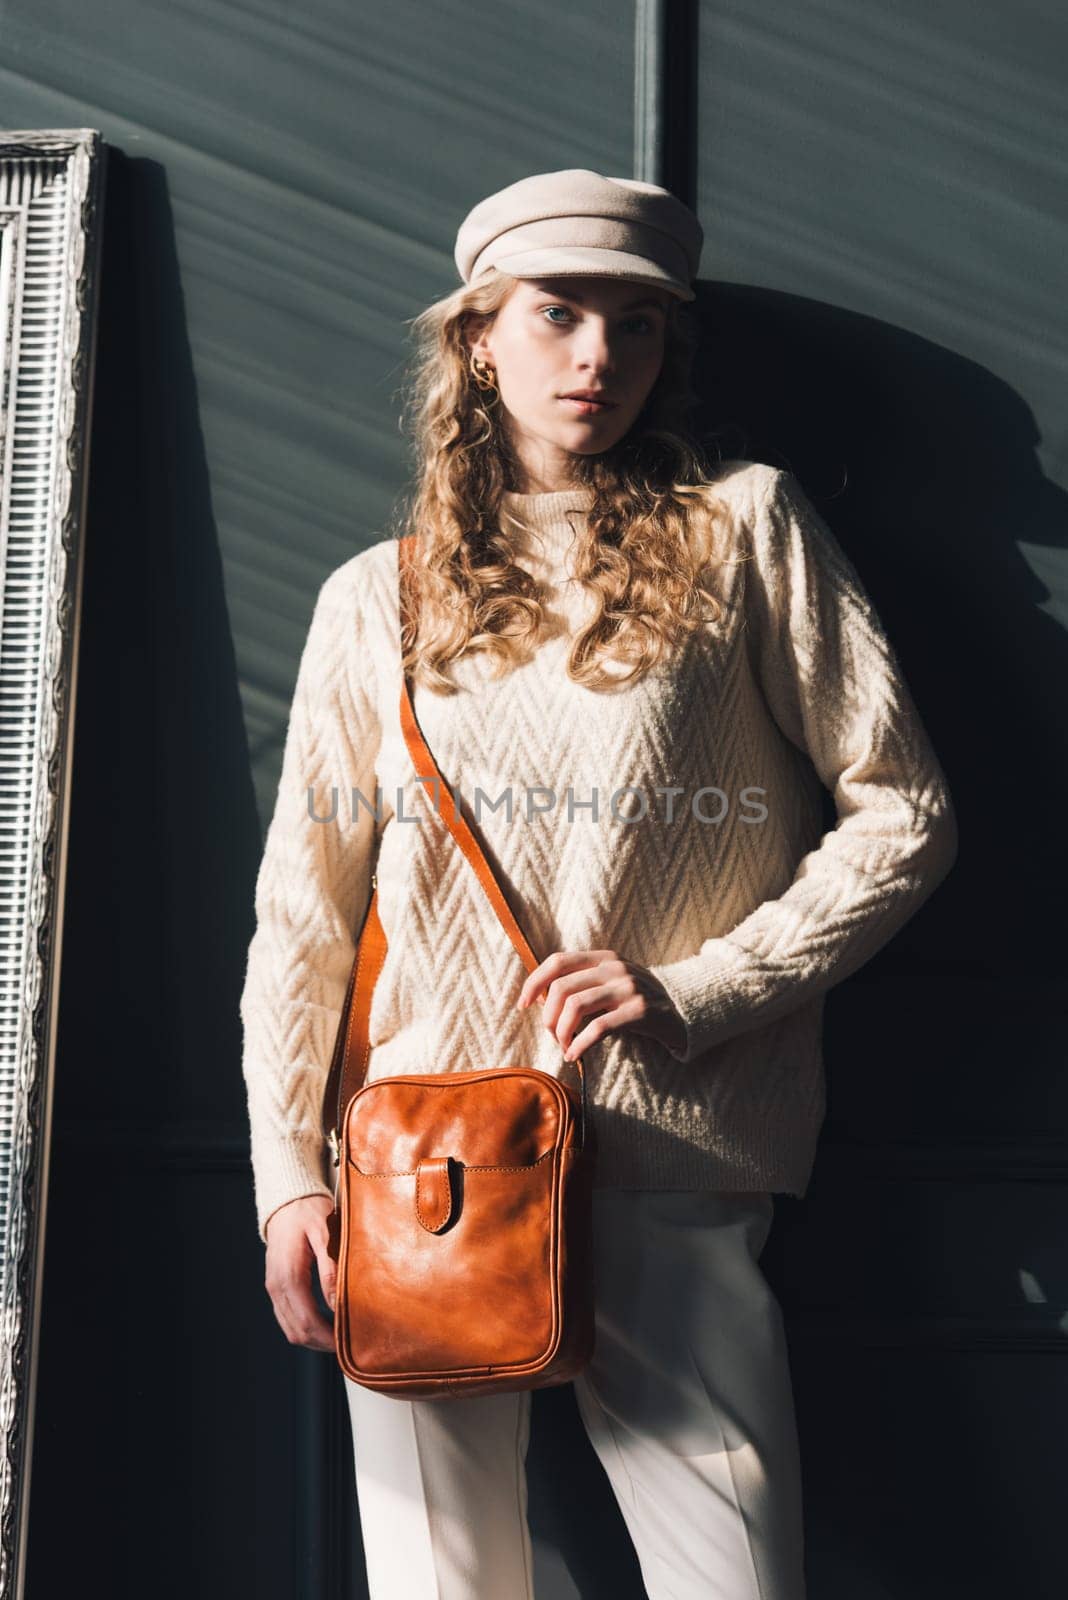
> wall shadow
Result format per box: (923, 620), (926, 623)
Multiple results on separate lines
(26, 147), (326, 1599)
(530, 285), (1068, 1598)
(27, 168), (1067, 1600)
(696, 280), (1065, 1598)
(690, 278), (1066, 960)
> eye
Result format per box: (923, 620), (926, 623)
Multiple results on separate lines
(540, 305), (656, 333)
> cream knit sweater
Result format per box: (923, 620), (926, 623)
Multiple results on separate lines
(239, 459), (957, 1242)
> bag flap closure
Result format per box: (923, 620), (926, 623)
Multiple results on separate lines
(415, 1156), (456, 1232)
(346, 1071), (564, 1173)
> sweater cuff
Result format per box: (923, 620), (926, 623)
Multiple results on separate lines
(255, 1133), (335, 1245)
(647, 940), (753, 1064)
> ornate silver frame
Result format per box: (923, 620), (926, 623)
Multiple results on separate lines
(0, 129), (104, 1599)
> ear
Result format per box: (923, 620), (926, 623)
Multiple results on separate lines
(467, 329), (494, 364)
(463, 309), (496, 367)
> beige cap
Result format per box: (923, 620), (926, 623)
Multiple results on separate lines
(454, 168), (703, 304)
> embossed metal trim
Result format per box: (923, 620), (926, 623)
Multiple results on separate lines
(0, 128), (105, 1600)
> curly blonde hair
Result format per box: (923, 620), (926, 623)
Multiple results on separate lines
(387, 267), (742, 694)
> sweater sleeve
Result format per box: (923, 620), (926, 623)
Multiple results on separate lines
(647, 466), (958, 1065)
(239, 561), (381, 1242)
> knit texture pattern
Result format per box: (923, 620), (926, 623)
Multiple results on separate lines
(239, 460), (957, 1241)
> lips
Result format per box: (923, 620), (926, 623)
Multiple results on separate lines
(560, 394), (617, 415)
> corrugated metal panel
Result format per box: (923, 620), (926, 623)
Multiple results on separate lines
(2, 0), (634, 819)
(695, 9), (1068, 1597)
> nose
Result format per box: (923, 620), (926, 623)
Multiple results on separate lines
(574, 318), (617, 374)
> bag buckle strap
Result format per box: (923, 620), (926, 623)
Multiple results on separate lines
(415, 1156), (457, 1233)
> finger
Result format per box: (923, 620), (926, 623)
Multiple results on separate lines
(552, 980), (617, 1038)
(517, 950), (609, 1009)
(545, 972), (625, 1042)
(311, 1231), (338, 1313)
(279, 1280), (335, 1350)
(267, 1239), (336, 1349)
(267, 1280), (305, 1346)
(564, 994), (645, 1060)
(517, 953), (568, 1009)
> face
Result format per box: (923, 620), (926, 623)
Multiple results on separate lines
(469, 276), (672, 493)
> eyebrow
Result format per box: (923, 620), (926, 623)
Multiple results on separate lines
(530, 285), (667, 312)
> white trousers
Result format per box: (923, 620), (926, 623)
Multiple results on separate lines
(344, 1189), (806, 1599)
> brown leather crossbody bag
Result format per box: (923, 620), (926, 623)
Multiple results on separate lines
(320, 534), (597, 1400)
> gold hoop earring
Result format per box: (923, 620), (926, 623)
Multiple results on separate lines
(470, 355), (500, 408)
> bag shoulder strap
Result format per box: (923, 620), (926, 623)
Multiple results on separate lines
(320, 534), (586, 1159)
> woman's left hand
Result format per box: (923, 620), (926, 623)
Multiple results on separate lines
(517, 949), (687, 1061)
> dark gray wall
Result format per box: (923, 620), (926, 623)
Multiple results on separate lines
(692, 4), (1067, 1597)
(5, 1), (1064, 1596)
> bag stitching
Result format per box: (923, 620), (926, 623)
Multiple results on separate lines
(352, 1148), (556, 1178)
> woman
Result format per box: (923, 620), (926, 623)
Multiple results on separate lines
(239, 169), (958, 1599)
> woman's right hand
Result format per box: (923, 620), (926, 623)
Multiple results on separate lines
(263, 1194), (338, 1352)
